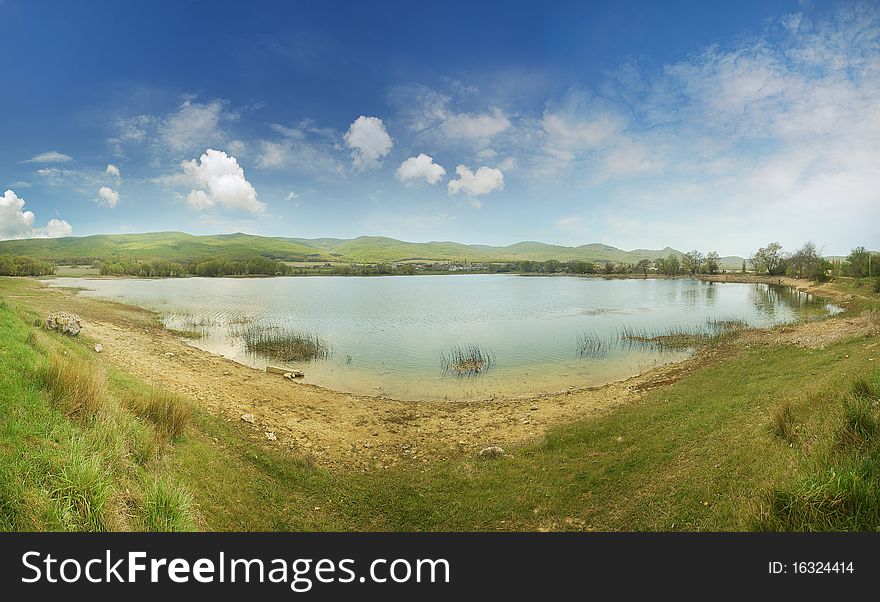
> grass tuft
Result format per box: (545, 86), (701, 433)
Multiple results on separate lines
(41, 353), (106, 419)
(51, 449), (112, 531)
(142, 477), (197, 532)
(124, 388), (191, 441)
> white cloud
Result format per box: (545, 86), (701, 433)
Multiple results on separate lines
(160, 100), (228, 153)
(179, 149), (265, 214)
(0, 190), (72, 240)
(106, 164), (120, 178)
(286, 192), (299, 201)
(391, 84), (512, 149)
(97, 186), (119, 208)
(447, 165), (504, 199)
(396, 154), (446, 185)
(344, 116), (393, 170)
(23, 151), (73, 163)
(38, 219), (73, 238)
(440, 109), (510, 146)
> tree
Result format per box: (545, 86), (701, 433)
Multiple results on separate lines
(636, 259), (651, 277)
(846, 246), (871, 278)
(682, 250), (704, 276)
(741, 260), (747, 274)
(750, 242), (784, 275)
(788, 241), (823, 281)
(705, 251), (720, 275)
(663, 253), (680, 276)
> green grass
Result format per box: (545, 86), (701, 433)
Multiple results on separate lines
(0, 290), (198, 531)
(3, 275), (880, 532)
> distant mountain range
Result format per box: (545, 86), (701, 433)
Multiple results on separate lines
(0, 231), (748, 270)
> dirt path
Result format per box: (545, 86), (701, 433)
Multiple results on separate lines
(16, 278), (877, 471)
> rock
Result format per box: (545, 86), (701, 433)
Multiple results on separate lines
(282, 368), (305, 380)
(265, 431), (277, 441)
(479, 446), (505, 460)
(94, 344), (103, 353)
(530, 404), (539, 411)
(45, 311), (82, 336)
(240, 413), (255, 424)
(164, 352), (175, 357)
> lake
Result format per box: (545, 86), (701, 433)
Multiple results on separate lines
(47, 275), (837, 401)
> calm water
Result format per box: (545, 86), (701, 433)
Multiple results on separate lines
(47, 275), (837, 400)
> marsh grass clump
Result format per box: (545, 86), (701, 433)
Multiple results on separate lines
(615, 318), (749, 353)
(576, 330), (610, 357)
(123, 388), (191, 441)
(242, 325), (331, 362)
(41, 353), (106, 419)
(441, 344), (495, 377)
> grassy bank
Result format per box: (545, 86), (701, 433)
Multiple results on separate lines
(1, 277), (879, 531)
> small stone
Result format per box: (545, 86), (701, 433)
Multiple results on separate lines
(283, 372), (294, 380)
(93, 344), (103, 353)
(265, 431), (277, 441)
(240, 413), (255, 424)
(478, 446), (504, 459)
(164, 352), (175, 357)
(530, 404), (538, 411)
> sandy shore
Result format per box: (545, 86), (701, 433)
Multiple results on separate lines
(14, 275), (877, 471)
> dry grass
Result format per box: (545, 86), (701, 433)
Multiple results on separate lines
(124, 388), (191, 440)
(41, 353), (106, 419)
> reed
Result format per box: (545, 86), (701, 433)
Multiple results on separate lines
(441, 344), (496, 376)
(242, 324), (331, 362)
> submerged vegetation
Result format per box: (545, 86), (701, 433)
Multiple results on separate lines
(242, 325), (331, 362)
(441, 344), (496, 376)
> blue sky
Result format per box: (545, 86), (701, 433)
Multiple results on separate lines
(1, 0), (877, 256)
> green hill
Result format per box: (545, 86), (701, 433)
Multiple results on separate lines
(0, 231), (747, 269)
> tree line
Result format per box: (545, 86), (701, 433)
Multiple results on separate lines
(97, 256), (291, 277)
(749, 242), (878, 281)
(0, 254), (56, 276)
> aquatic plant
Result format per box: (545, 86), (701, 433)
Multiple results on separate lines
(242, 324), (331, 362)
(576, 330), (610, 357)
(440, 344), (496, 377)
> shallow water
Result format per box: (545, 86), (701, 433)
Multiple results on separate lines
(47, 275), (837, 400)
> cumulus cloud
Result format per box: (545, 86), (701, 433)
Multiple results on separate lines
(447, 165), (504, 199)
(396, 154), (446, 185)
(0, 190), (72, 240)
(344, 116), (393, 170)
(97, 186), (119, 208)
(179, 149), (265, 214)
(23, 151), (72, 163)
(105, 164), (120, 178)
